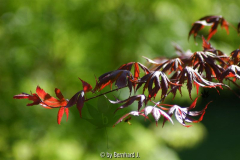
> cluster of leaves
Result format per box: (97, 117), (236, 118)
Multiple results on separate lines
(14, 15), (240, 128)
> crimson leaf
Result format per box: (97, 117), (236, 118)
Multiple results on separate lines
(57, 107), (69, 125)
(79, 78), (92, 92)
(57, 107), (65, 124)
(13, 86), (68, 108)
(36, 86), (68, 107)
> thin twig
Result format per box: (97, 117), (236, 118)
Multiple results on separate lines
(85, 86), (128, 102)
(227, 78), (240, 89)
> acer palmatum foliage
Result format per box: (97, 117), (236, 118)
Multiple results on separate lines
(188, 15), (229, 41)
(14, 15), (240, 127)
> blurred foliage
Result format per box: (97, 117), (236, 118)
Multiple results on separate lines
(1, 0), (240, 159)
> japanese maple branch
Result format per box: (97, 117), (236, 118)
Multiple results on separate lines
(226, 78), (240, 89)
(224, 78), (240, 98)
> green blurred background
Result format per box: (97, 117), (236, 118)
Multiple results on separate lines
(1, 0), (240, 159)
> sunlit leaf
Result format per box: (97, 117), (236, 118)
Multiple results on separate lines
(161, 98), (211, 127)
(106, 94), (146, 113)
(113, 111), (148, 127)
(144, 106), (173, 126)
(57, 107), (65, 125)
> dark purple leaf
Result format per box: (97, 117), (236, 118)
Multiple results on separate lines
(77, 90), (85, 117)
(179, 66), (223, 99)
(189, 15), (229, 41)
(65, 91), (82, 108)
(155, 58), (183, 73)
(137, 71), (181, 100)
(94, 70), (133, 92)
(64, 90), (85, 117)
